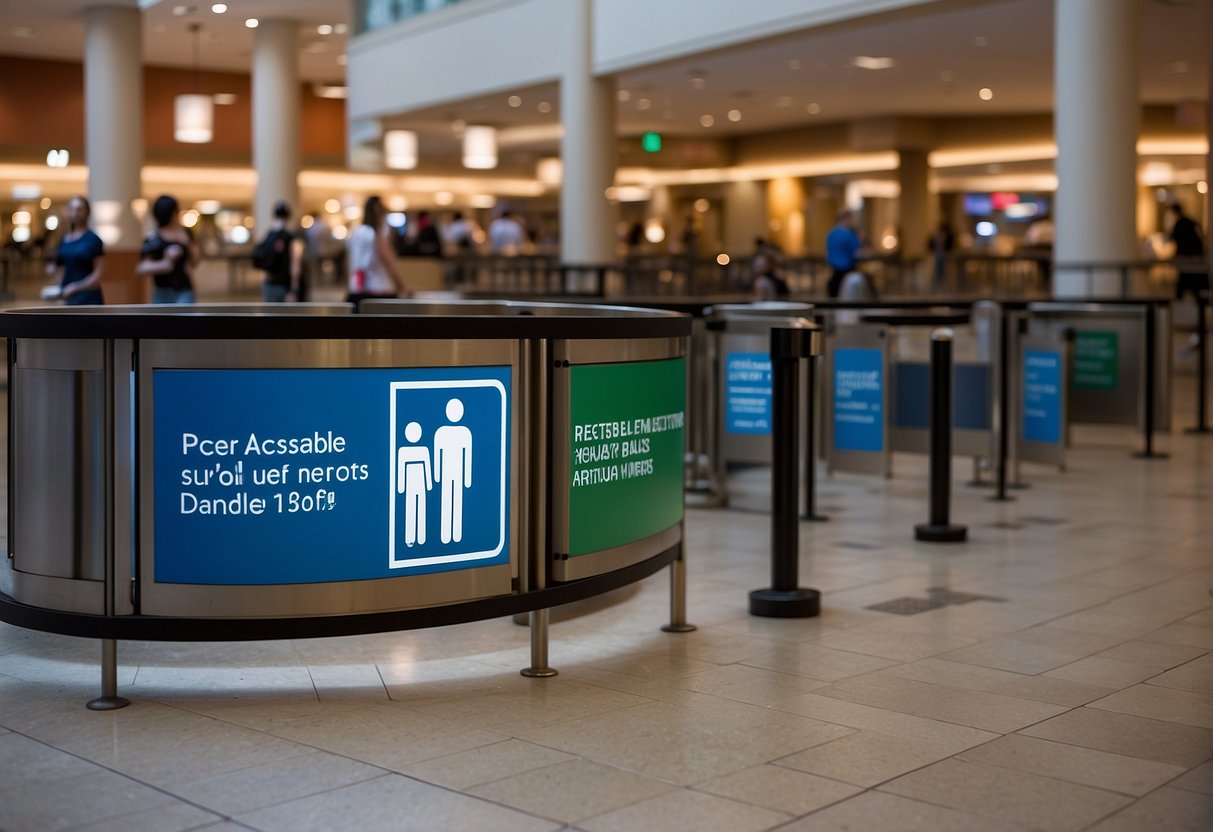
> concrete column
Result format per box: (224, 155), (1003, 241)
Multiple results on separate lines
(1054, 0), (1139, 297)
(253, 20), (301, 236)
(722, 180), (767, 254)
(85, 5), (143, 302)
(897, 149), (930, 260)
(560, 0), (616, 264)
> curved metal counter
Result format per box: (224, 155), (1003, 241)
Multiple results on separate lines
(0, 301), (694, 701)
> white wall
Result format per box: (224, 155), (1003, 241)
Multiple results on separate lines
(348, 0), (571, 121)
(593, 0), (932, 74)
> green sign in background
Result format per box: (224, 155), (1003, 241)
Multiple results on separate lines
(1072, 331), (1119, 391)
(568, 358), (685, 556)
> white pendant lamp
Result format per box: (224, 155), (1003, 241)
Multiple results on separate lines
(462, 125), (497, 169)
(537, 157), (562, 187)
(174, 24), (213, 144)
(384, 129), (418, 170)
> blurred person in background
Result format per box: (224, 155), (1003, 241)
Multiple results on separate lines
(489, 209), (526, 255)
(253, 200), (303, 302)
(136, 194), (197, 304)
(46, 195), (105, 305)
(826, 210), (862, 298)
(751, 253), (790, 300)
(347, 195), (408, 303)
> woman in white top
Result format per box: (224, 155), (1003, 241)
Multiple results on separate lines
(347, 195), (407, 303)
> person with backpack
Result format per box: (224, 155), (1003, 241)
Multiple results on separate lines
(253, 200), (303, 302)
(136, 194), (197, 304)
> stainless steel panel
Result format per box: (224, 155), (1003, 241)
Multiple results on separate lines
(136, 338), (520, 618)
(0, 562), (104, 613)
(564, 337), (686, 364)
(12, 360), (106, 583)
(553, 523), (681, 581)
(15, 338), (106, 371)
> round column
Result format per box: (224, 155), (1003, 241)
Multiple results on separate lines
(85, 5), (143, 302)
(253, 20), (301, 236)
(897, 149), (930, 262)
(1054, 0), (1139, 298)
(560, 0), (616, 265)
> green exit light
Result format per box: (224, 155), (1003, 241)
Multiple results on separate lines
(642, 132), (662, 153)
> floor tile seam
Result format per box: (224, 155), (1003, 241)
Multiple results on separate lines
(302, 667), (323, 704)
(872, 664), (1118, 709)
(2, 725), (236, 828)
(951, 743), (1171, 799)
(1082, 697), (1213, 729)
(1011, 710), (1213, 766)
(815, 671), (1078, 721)
(766, 743), (987, 795)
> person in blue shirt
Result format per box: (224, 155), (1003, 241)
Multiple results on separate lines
(47, 196), (105, 305)
(826, 209), (862, 298)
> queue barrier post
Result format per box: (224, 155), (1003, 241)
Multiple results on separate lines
(749, 326), (822, 618)
(1186, 291), (1210, 434)
(915, 328), (968, 543)
(1133, 303), (1168, 459)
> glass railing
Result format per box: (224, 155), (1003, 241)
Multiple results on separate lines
(354, 0), (469, 35)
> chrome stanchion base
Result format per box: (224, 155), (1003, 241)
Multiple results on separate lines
(914, 523), (968, 543)
(748, 587), (820, 618)
(86, 696), (130, 711)
(1131, 451), (1169, 459)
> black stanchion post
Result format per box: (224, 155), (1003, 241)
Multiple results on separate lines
(802, 349), (828, 522)
(750, 326), (821, 618)
(989, 307), (1014, 503)
(1186, 291), (1210, 434)
(915, 328), (968, 543)
(1134, 303), (1168, 459)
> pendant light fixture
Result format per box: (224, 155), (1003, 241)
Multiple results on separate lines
(462, 125), (497, 169)
(384, 130), (419, 170)
(174, 23), (214, 143)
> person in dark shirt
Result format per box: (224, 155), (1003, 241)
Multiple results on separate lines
(47, 195), (105, 305)
(136, 195), (197, 304)
(1168, 202), (1207, 302)
(257, 200), (302, 302)
(751, 253), (790, 300)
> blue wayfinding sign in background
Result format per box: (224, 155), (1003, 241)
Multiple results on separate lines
(1023, 350), (1062, 444)
(153, 366), (510, 585)
(834, 348), (884, 452)
(725, 352), (773, 434)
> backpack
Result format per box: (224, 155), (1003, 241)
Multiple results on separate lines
(252, 230), (286, 271)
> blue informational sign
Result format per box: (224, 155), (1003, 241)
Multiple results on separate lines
(1023, 350), (1062, 444)
(153, 366), (510, 585)
(834, 348), (884, 452)
(725, 352), (773, 434)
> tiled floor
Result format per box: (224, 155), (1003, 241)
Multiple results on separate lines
(1, 384), (1211, 831)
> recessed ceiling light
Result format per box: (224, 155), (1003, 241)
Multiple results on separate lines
(537, 101), (552, 113)
(211, 3), (227, 13)
(727, 109), (742, 122)
(852, 55), (895, 70)
(807, 102), (821, 115)
(700, 114), (714, 127)
(334, 23), (348, 34)
(173, 5), (196, 16)
(245, 18), (259, 29)
(636, 98), (651, 110)
(507, 95), (522, 108)
(617, 89), (631, 102)
(212, 93), (237, 105)
(978, 87), (994, 101)
(317, 24), (333, 35)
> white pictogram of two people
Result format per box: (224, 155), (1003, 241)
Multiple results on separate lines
(397, 398), (472, 547)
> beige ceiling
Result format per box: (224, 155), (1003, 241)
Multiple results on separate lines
(0, 0), (1207, 157)
(0, 0), (351, 82)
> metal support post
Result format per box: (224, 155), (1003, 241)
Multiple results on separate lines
(750, 326), (821, 618)
(86, 639), (129, 711)
(1134, 304), (1168, 458)
(915, 329), (968, 543)
(989, 307), (1015, 502)
(662, 520), (696, 633)
(802, 353), (828, 521)
(522, 338), (557, 678)
(1186, 291), (1210, 434)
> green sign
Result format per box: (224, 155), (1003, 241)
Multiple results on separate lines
(568, 358), (685, 556)
(1073, 331), (1118, 391)
(642, 132), (662, 153)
